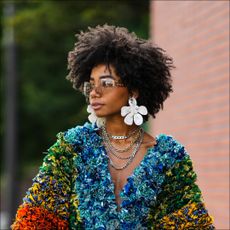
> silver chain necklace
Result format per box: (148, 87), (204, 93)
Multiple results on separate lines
(102, 129), (142, 160)
(101, 126), (142, 153)
(109, 127), (140, 140)
(108, 130), (144, 170)
(101, 126), (144, 170)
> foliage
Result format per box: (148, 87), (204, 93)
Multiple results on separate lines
(1, 0), (149, 176)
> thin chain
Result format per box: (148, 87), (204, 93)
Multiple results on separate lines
(101, 126), (141, 153)
(108, 129), (144, 170)
(103, 129), (142, 160)
(105, 133), (141, 160)
(103, 141), (132, 160)
(104, 130), (140, 153)
(100, 125), (144, 169)
(109, 127), (140, 140)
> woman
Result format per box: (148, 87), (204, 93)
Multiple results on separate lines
(12, 25), (214, 229)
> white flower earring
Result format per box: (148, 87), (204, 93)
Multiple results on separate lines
(87, 105), (105, 127)
(121, 97), (148, 126)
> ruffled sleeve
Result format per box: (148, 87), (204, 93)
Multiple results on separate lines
(148, 135), (215, 229)
(11, 132), (82, 229)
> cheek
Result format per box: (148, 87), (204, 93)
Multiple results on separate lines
(111, 90), (129, 106)
(94, 90), (129, 117)
(104, 90), (129, 112)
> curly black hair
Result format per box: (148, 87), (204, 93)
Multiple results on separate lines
(66, 24), (174, 120)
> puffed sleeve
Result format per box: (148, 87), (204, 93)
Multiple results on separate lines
(11, 132), (82, 229)
(148, 135), (215, 229)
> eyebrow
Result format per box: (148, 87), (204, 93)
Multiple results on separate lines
(90, 74), (115, 81)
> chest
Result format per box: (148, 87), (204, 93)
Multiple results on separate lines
(108, 145), (151, 205)
(74, 141), (165, 229)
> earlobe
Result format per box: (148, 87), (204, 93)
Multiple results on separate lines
(130, 90), (139, 99)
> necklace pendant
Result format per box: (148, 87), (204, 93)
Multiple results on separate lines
(111, 135), (127, 140)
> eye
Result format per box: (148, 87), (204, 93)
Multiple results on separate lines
(101, 78), (114, 87)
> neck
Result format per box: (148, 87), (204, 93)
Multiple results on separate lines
(104, 115), (138, 136)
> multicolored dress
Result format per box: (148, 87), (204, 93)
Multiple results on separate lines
(12, 122), (214, 229)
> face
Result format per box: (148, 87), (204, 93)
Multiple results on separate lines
(87, 64), (129, 118)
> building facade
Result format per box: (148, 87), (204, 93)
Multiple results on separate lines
(150, 1), (229, 229)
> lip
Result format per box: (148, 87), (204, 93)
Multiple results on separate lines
(91, 102), (104, 110)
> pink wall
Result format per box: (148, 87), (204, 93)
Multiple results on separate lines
(150, 1), (229, 229)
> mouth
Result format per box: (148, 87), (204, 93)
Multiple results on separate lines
(91, 103), (104, 110)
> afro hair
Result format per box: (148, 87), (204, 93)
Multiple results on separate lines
(66, 24), (174, 120)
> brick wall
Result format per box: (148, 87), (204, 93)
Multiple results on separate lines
(150, 1), (229, 229)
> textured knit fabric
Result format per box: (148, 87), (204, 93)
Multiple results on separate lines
(12, 122), (214, 229)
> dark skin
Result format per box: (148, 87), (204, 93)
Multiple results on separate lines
(89, 64), (156, 209)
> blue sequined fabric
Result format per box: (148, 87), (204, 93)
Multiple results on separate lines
(64, 122), (214, 229)
(12, 122), (214, 229)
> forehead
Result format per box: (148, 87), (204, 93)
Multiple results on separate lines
(90, 64), (120, 80)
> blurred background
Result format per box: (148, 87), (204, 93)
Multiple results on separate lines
(0, 1), (229, 229)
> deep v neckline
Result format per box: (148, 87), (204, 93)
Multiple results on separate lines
(68, 123), (190, 228)
(100, 133), (159, 211)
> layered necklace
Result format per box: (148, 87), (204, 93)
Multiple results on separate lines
(101, 126), (144, 170)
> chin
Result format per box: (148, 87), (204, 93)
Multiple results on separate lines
(94, 110), (107, 117)
(95, 110), (121, 119)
